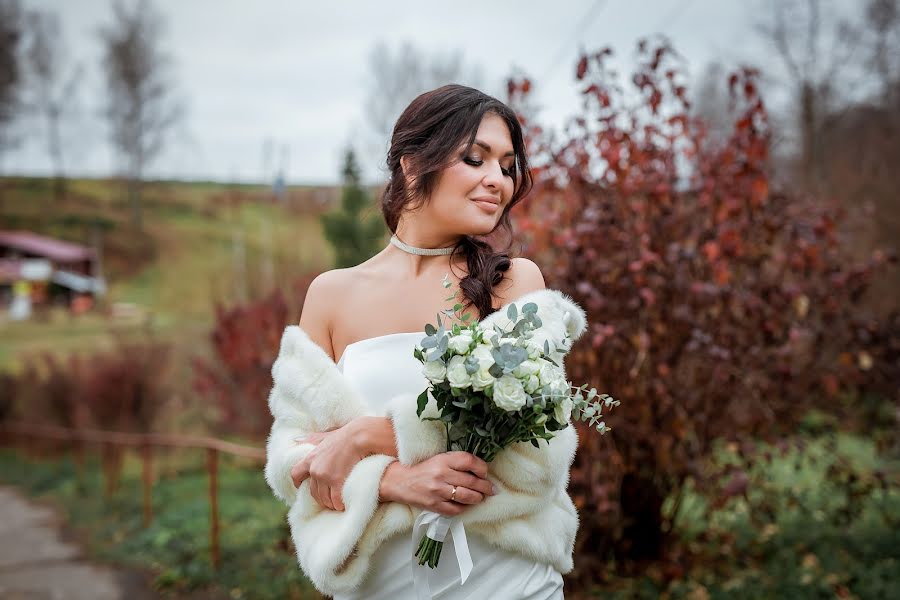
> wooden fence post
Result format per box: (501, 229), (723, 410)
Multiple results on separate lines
(142, 442), (153, 527)
(73, 438), (85, 488)
(0, 423), (266, 571)
(207, 447), (220, 569)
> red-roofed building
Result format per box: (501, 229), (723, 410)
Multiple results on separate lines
(0, 230), (106, 319)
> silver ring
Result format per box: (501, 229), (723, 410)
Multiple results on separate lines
(450, 485), (458, 502)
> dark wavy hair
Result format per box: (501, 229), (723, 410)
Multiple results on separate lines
(381, 84), (534, 320)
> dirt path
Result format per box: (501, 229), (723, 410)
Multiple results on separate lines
(0, 485), (158, 600)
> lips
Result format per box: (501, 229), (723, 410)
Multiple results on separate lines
(472, 197), (500, 213)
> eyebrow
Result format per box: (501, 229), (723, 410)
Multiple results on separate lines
(474, 139), (515, 157)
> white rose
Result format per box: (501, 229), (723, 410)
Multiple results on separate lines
(471, 344), (494, 364)
(526, 340), (542, 359)
(492, 374), (527, 412)
(469, 345), (496, 391)
(538, 361), (561, 386)
(513, 359), (541, 378)
(422, 359), (447, 384)
(448, 332), (474, 354)
(524, 374), (541, 394)
(549, 377), (570, 399)
(471, 368), (495, 392)
(553, 396), (574, 425)
(446, 355), (472, 388)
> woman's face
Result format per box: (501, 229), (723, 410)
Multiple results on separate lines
(408, 112), (518, 237)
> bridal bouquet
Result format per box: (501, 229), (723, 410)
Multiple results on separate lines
(411, 276), (619, 569)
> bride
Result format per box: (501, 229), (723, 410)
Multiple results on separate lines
(265, 84), (583, 599)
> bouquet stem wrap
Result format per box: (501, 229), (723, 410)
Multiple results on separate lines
(412, 510), (473, 599)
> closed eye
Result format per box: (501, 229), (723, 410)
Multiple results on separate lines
(463, 157), (516, 178)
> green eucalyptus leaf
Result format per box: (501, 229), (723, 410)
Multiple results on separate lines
(425, 323), (436, 336)
(449, 424), (466, 441)
(507, 303), (518, 321)
(523, 302), (538, 315)
(464, 355), (480, 374)
(491, 344), (528, 370)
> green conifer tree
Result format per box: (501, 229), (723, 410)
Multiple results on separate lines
(320, 146), (387, 267)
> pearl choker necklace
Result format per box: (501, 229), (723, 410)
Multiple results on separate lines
(389, 234), (456, 256)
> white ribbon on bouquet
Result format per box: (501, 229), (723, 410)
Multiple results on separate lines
(411, 510), (473, 599)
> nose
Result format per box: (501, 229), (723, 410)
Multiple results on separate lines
(482, 160), (503, 190)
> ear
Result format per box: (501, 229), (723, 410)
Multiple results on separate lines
(400, 155), (410, 178)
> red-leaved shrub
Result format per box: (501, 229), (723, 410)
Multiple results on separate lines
(505, 37), (897, 581)
(193, 273), (319, 439)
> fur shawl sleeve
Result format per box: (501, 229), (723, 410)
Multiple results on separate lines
(263, 288), (587, 597)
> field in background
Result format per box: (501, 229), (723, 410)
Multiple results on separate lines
(0, 176), (355, 430)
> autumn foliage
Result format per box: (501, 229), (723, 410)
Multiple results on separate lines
(192, 273), (319, 439)
(506, 38), (897, 580)
(13, 339), (171, 433)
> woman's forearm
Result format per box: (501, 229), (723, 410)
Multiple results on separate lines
(351, 416), (399, 457)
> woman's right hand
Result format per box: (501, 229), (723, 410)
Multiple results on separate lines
(379, 451), (497, 516)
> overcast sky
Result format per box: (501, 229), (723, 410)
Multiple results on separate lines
(4, 0), (851, 185)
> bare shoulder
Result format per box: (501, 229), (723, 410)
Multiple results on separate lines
(493, 256), (547, 306)
(298, 268), (355, 360)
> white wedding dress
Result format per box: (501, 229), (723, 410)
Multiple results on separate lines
(332, 331), (565, 600)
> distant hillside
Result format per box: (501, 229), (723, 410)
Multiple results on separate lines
(0, 176), (386, 369)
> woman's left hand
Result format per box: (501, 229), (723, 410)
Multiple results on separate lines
(289, 421), (369, 511)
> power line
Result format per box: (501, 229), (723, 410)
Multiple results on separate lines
(541, 0), (610, 83)
(652, 0), (697, 35)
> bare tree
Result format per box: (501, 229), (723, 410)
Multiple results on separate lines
(692, 61), (734, 145)
(755, 0), (862, 191)
(98, 0), (182, 230)
(864, 0), (900, 108)
(22, 9), (82, 200)
(361, 40), (485, 180)
(0, 0), (23, 164)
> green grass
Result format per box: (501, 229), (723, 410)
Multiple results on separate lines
(3, 430), (897, 599)
(0, 448), (321, 599)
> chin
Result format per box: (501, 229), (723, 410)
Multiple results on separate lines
(463, 220), (499, 237)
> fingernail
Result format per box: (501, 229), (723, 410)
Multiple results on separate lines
(491, 484), (497, 495)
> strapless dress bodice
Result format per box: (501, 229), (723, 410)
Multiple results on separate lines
(332, 331), (565, 599)
(337, 331), (427, 416)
